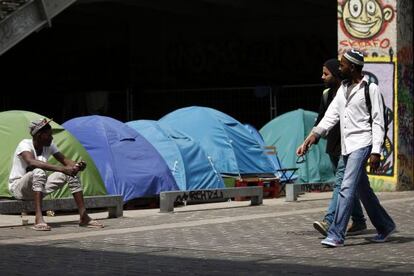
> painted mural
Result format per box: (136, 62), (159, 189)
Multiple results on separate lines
(363, 61), (395, 178)
(337, 0), (414, 191)
(338, 0), (397, 57)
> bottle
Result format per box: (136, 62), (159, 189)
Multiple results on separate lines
(21, 211), (28, 226)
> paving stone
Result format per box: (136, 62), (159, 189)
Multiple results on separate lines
(0, 191), (413, 275)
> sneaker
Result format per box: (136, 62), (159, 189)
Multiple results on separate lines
(346, 222), (367, 236)
(313, 220), (329, 237)
(370, 226), (396, 243)
(321, 237), (344, 247)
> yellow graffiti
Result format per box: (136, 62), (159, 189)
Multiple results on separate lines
(360, 56), (399, 190)
(369, 177), (395, 191)
(338, 0), (394, 39)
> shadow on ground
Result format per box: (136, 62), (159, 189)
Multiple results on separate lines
(0, 243), (410, 275)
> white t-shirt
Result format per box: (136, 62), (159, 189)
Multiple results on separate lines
(8, 139), (59, 189)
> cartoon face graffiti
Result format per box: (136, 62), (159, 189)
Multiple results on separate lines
(339, 0), (394, 39)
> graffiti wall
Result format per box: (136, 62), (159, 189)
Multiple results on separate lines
(396, 0), (413, 190)
(338, 0), (414, 191)
(363, 60), (395, 178)
(338, 0), (397, 57)
(359, 58), (397, 191)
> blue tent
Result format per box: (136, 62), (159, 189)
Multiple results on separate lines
(63, 116), (178, 202)
(159, 106), (275, 176)
(126, 120), (224, 191)
(244, 124), (297, 183)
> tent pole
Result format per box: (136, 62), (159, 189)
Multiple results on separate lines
(270, 87), (277, 119)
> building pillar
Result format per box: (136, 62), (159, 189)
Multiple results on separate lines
(337, 0), (413, 191)
(396, 0), (413, 190)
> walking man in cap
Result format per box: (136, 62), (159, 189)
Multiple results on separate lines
(297, 49), (395, 247)
(8, 118), (104, 231)
(309, 58), (367, 237)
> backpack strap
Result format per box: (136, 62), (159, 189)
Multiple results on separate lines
(364, 81), (373, 125)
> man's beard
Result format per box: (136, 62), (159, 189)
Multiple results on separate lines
(339, 71), (349, 80)
(325, 80), (336, 89)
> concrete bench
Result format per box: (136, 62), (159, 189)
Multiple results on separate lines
(285, 182), (333, 202)
(160, 187), (263, 213)
(0, 195), (123, 218)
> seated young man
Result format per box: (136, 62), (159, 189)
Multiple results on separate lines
(8, 118), (104, 231)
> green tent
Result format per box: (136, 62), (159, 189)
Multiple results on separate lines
(260, 109), (335, 183)
(0, 110), (107, 198)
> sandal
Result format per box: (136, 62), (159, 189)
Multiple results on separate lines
(79, 219), (104, 228)
(31, 223), (51, 231)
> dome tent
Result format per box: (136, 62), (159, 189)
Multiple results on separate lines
(63, 116), (178, 202)
(0, 110), (106, 198)
(159, 106), (275, 176)
(260, 109), (335, 183)
(127, 120), (224, 191)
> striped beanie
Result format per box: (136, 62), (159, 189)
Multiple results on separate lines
(344, 49), (364, 66)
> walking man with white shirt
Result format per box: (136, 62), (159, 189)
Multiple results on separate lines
(297, 49), (396, 247)
(310, 58), (367, 237)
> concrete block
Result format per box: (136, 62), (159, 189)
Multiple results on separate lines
(0, 195), (123, 218)
(160, 187), (263, 213)
(285, 183), (301, 202)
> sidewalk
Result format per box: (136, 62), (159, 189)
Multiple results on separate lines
(0, 191), (333, 228)
(0, 191), (413, 275)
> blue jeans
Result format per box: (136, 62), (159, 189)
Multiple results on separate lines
(324, 155), (365, 225)
(327, 145), (396, 242)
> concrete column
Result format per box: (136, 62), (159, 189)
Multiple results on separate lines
(337, 0), (413, 191)
(396, 0), (413, 190)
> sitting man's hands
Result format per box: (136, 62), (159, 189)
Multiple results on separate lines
(62, 161), (87, 177)
(73, 161), (87, 175)
(62, 165), (79, 177)
(76, 160), (87, 171)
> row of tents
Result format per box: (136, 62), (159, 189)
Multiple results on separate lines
(0, 107), (335, 203)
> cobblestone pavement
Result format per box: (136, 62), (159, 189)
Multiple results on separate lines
(0, 191), (413, 275)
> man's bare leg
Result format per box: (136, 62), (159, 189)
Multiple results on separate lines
(72, 191), (87, 220)
(73, 191), (103, 227)
(33, 191), (50, 230)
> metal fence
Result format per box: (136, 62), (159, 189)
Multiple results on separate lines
(272, 83), (325, 117)
(0, 83), (324, 127)
(130, 83), (324, 129)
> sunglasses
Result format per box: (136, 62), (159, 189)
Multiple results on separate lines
(296, 155), (306, 164)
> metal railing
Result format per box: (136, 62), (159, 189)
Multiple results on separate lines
(131, 84), (323, 128)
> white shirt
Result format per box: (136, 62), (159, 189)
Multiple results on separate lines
(8, 139), (58, 190)
(313, 75), (384, 156)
